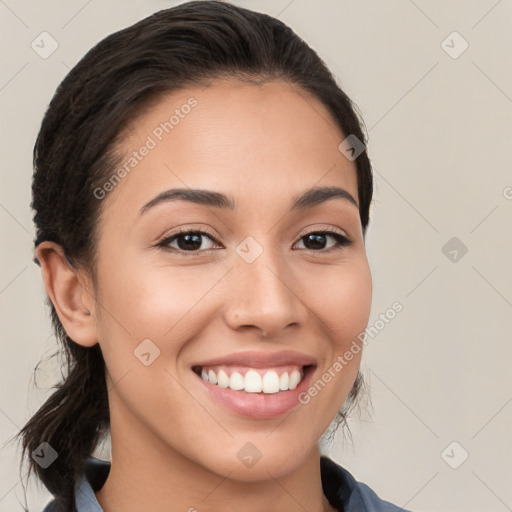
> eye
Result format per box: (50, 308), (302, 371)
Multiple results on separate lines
(294, 230), (352, 252)
(156, 228), (220, 256)
(156, 227), (352, 256)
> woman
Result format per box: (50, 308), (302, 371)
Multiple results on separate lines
(18, 2), (412, 511)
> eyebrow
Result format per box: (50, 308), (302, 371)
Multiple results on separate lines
(139, 185), (359, 215)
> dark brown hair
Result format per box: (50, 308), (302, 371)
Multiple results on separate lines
(15, 2), (373, 510)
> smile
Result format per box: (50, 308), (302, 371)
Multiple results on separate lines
(193, 365), (307, 393)
(191, 350), (317, 419)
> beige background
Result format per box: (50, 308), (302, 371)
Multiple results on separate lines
(1, 1), (511, 511)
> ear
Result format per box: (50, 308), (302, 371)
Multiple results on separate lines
(35, 241), (98, 347)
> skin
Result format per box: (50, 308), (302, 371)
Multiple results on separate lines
(36, 80), (372, 512)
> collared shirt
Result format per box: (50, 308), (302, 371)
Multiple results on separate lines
(42, 456), (412, 511)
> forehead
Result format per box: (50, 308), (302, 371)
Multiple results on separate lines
(99, 80), (359, 222)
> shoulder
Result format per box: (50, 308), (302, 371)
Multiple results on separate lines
(41, 502), (57, 512)
(320, 456), (413, 512)
(41, 457), (110, 512)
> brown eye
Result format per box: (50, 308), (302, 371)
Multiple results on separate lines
(295, 231), (352, 251)
(157, 229), (220, 255)
(156, 228), (352, 257)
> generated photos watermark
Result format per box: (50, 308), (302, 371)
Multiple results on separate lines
(93, 96), (198, 200)
(298, 301), (403, 405)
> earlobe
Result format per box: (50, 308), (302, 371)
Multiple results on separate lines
(35, 241), (98, 348)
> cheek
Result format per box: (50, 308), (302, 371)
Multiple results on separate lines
(97, 248), (371, 347)
(94, 254), (229, 373)
(297, 261), (371, 422)
(98, 254), (212, 330)
(311, 259), (373, 349)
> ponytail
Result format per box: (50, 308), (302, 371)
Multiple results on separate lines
(17, 308), (109, 511)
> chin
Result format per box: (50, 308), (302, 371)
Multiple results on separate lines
(204, 437), (316, 482)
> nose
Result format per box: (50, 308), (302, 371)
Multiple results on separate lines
(222, 243), (308, 338)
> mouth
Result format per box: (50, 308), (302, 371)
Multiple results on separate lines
(190, 351), (317, 420)
(192, 364), (314, 393)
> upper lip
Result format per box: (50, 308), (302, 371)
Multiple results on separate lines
(193, 350), (317, 369)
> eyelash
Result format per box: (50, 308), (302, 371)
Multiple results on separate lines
(155, 227), (352, 257)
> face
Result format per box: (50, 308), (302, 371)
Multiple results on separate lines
(89, 80), (372, 480)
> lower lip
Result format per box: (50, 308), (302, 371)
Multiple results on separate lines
(194, 367), (315, 420)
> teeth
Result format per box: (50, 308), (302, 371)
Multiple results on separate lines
(198, 366), (305, 393)
(289, 369), (301, 390)
(217, 369), (229, 388)
(262, 371), (280, 393)
(279, 372), (289, 390)
(229, 371), (244, 390)
(244, 370), (262, 392)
